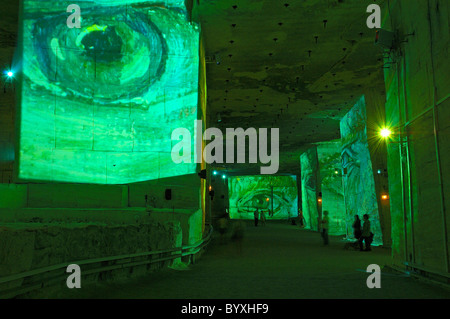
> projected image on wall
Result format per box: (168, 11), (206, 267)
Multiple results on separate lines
(341, 96), (382, 245)
(18, 0), (199, 184)
(228, 176), (298, 220)
(300, 148), (319, 231)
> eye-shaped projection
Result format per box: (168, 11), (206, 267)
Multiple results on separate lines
(228, 176), (298, 220)
(30, 6), (171, 109)
(236, 190), (291, 216)
(19, 0), (199, 184)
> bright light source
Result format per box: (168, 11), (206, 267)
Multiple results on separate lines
(381, 194), (389, 200)
(318, 198), (322, 203)
(266, 198), (270, 202)
(213, 171), (218, 175)
(6, 71), (13, 77)
(380, 127), (392, 138)
(222, 175), (226, 179)
(335, 170), (339, 175)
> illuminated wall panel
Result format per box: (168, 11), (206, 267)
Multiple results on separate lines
(18, 0), (199, 184)
(300, 148), (319, 231)
(228, 176), (298, 220)
(340, 96), (382, 244)
(317, 141), (346, 235)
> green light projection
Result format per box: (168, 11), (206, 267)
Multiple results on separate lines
(317, 141), (346, 235)
(19, 0), (199, 184)
(340, 96), (382, 244)
(300, 148), (319, 230)
(228, 176), (298, 220)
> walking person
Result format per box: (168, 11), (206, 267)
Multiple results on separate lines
(359, 214), (372, 251)
(298, 209), (304, 228)
(352, 215), (362, 241)
(218, 215), (228, 244)
(259, 209), (266, 226)
(231, 219), (245, 255)
(321, 211), (329, 245)
(254, 208), (259, 227)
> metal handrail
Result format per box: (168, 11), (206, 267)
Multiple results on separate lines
(0, 225), (213, 298)
(403, 262), (450, 280)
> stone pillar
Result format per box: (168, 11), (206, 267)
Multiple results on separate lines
(365, 88), (392, 247)
(340, 96), (382, 245)
(317, 140), (346, 236)
(300, 147), (320, 231)
(383, 0), (449, 273)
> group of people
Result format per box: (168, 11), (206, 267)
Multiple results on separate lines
(352, 214), (374, 251)
(220, 208), (374, 252)
(252, 208), (308, 227)
(321, 211), (373, 251)
(253, 208), (267, 227)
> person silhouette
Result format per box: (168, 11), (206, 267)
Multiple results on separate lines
(259, 209), (266, 226)
(231, 219), (245, 254)
(254, 208), (259, 227)
(353, 215), (362, 241)
(321, 211), (329, 245)
(359, 214), (372, 251)
(298, 209), (304, 228)
(218, 215), (228, 244)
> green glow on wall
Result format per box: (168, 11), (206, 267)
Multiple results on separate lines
(300, 148), (319, 230)
(340, 96), (382, 245)
(18, 0), (199, 184)
(317, 141), (346, 235)
(228, 176), (298, 220)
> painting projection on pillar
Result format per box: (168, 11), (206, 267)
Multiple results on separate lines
(228, 176), (298, 220)
(300, 148), (319, 231)
(340, 96), (382, 245)
(18, 0), (199, 184)
(317, 141), (346, 236)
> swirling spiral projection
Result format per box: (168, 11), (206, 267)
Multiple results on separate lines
(32, 7), (167, 107)
(19, 0), (199, 184)
(228, 176), (298, 220)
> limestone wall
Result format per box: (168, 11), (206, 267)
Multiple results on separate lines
(0, 220), (182, 297)
(383, 0), (449, 273)
(128, 174), (201, 210)
(300, 147), (320, 231)
(317, 140), (346, 236)
(340, 96), (382, 245)
(0, 184), (27, 208)
(0, 174), (201, 211)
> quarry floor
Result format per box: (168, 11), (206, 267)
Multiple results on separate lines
(51, 220), (449, 299)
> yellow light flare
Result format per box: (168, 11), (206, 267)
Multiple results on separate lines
(380, 127), (392, 138)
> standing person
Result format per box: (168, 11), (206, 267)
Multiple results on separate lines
(359, 214), (372, 251)
(218, 215), (228, 244)
(259, 209), (266, 226)
(352, 215), (362, 241)
(321, 211), (329, 245)
(254, 208), (259, 227)
(231, 219), (245, 255)
(298, 209), (304, 228)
